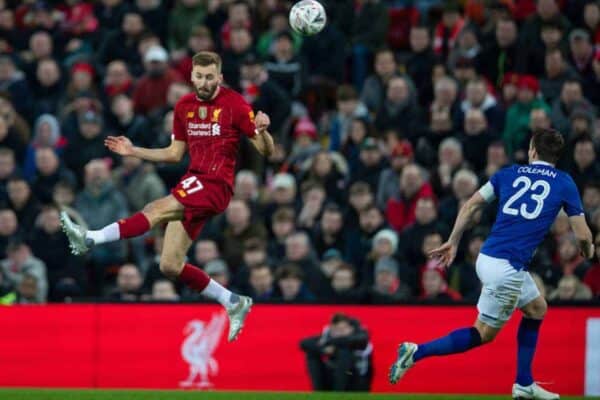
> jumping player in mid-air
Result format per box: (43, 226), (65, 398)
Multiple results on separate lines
(61, 51), (275, 342)
(389, 129), (594, 399)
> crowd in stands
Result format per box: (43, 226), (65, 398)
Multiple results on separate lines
(0, 0), (599, 304)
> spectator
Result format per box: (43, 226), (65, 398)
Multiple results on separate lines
(457, 78), (505, 133)
(107, 263), (144, 301)
(97, 11), (146, 76)
(23, 113), (67, 180)
(173, 26), (216, 81)
(257, 11), (301, 58)
(300, 19), (345, 84)
(0, 113), (26, 164)
(301, 151), (348, 205)
(31, 147), (77, 205)
(108, 94), (152, 148)
(386, 164), (435, 232)
(405, 26), (438, 108)
(583, 183), (600, 220)
(246, 263), (275, 301)
(312, 203), (346, 257)
(15, 273), (43, 304)
(519, 0), (570, 55)
(234, 170), (261, 216)
(439, 169), (479, 228)
(300, 313), (373, 391)
(540, 48), (579, 104)
(167, 0), (206, 53)
(448, 27), (481, 72)
(0, 148), (16, 202)
(570, 136), (600, 194)
(567, 29), (594, 85)
(548, 275), (592, 301)
(374, 76), (421, 134)
(0, 240), (47, 303)
(424, 77), (460, 153)
(370, 256), (412, 303)
(420, 268), (462, 301)
(75, 159), (129, 273)
(0, 208), (17, 259)
(478, 17), (519, 88)
(346, 204), (386, 282)
(222, 27), (254, 91)
(102, 60), (135, 100)
(459, 109), (496, 172)
(0, 54), (32, 119)
(192, 239), (220, 268)
(0, 268), (15, 304)
(330, 264), (366, 303)
(151, 279), (179, 301)
(295, 177), (327, 234)
(551, 79), (594, 137)
(132, 45), (183, 116)
(220, 199), (267, 268)
(204, 259), (231, 289)
(361, 48), (399, 113)
(376, 140), (414, 210)
(7, 176), (39, 232)
(112, 156), (166, 212)
(275, 263), (314, 302)
(519, 19), (568, 76)
(268, 207), (296, 262)
(328, 85), (369, 152)
(349, 137), (386, 192)
(433, 2), (466, 62)
(284, 231), (324, 295)
(31, 58), (63, 118)
(264, 31), (306, 98)
(344, 181), (374, 232)
(448, 230), (484, 301)
(557, 233), (591, 281)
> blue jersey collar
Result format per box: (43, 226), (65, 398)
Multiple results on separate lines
(530, 161), (554, 167)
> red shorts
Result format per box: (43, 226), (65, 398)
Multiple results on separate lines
(171, 173), (233, 239)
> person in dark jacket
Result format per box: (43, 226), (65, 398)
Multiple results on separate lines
(300, 312), (373, 392)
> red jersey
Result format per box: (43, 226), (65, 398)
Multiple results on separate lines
(172, 87), (257, 188)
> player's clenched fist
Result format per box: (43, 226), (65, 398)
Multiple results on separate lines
(105, 136), (134, 156)
(255, 111), (270, 133)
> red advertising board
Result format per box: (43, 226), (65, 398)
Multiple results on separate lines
(0, 305), (598, 394)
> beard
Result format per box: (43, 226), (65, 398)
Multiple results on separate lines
(195, 83), (219, 101)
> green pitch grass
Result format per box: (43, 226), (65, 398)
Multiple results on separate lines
(0, 390), (596, 400)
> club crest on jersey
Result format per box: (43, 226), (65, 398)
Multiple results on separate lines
(198, 106), (207, 120)
(212, 108), (222, 122)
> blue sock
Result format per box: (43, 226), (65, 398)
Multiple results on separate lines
(516, 318), (542, 386)
(413, 327), (482, 362)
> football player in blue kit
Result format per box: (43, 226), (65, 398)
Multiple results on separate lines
(388, 129), (595, 399)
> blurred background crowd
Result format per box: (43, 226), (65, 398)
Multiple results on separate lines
(0, 0), (599, 304)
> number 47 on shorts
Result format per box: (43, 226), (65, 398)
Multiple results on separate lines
(177, 176), (204, 197)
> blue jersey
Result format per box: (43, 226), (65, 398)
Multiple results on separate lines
(479, 161), (583, 270)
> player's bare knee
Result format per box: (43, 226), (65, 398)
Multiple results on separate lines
(474, 322), (498, 344)
(523, 298), (547, 320)
(159, 258), (184, 279)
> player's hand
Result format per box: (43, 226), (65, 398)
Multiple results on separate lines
(105, 136), (134, 156)
(255, 111), (270, 133)
(428, 242), (457, 268)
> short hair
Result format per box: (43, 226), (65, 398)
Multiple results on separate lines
(244, 237), (266, 252)
(322, 202), (342, 215)
(330, 312), (352, 325)
(336, 84), (358, 102)
(272, 207), (295, 223)
(531, 128), (565, 164)
(192, 51), (222, 72)
(275, 263), (304, 280)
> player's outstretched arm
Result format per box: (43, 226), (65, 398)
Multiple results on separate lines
(249, 111), (275, 157)
(105, 136), (187, 163)
(429, 192), (487, 267)
(569, 215), (595, 259)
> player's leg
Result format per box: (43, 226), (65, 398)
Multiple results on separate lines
(61, 194), (183, 255)
(389, 253), (517, 384)
(511, 273), (558, 399)
(161, 220), (252, 342)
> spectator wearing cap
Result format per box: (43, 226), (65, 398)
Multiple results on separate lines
(97, 11), (147, 77)
(239, 52), (291, 137)
(173, 26), (215, 81)
(370, 256), (412, 303)
(132, 45), (183, 116)
(448, 229), (485, 301)
(264, 31), (307, 98)
(374, 76), (421, 135)
(363, 228), (407, 288)
(0, 239), (47, 303)
(23, 114), (67, 181)
(75, 160), (129, 282)
(328, 85), (369, 153)
(568, 28), (595, 84)
(319, 249), (344, 281)
(499, 71), (520, 107)
(349, 137), (386, 193)
(312, 203), (346, 258)
(376, 140), (413, 210)
(519, 0), (571, 55)
(287, 117), (322, 173)
(478, 17), (519, 89)
(404, 26), (439, 109)
(223, 28), (254, 91)
(31, 58), (63, 118)
(0, 54), (32, 120)
(459, 109), (497, 172)
(31, 148), (77, 205)
(540, 48), (579, 104)
(167, 0), (206, 54)
(275, 263), (315, 302)
(301, 151), (348, 205)
(7, 176), (39, 233)
(551, 79), (595, 137)
(502, 74), (549, 156)
(63, 110), (110, 184)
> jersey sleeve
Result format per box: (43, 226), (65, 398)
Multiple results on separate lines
(234, 97), (257, 138)
(563, 176), (584, 217)
(172, 104), (187, 142)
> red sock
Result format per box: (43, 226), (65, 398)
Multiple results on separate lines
(179, 263), (210, 291)
(117, 212), (151, 238)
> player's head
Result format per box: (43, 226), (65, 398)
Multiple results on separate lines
(191, 51), (223, 100)
(529, 128), (565, 165)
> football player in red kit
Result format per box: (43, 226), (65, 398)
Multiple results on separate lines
(61, 51), (275, 342)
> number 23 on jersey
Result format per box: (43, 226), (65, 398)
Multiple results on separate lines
(502, 176), (551, 220)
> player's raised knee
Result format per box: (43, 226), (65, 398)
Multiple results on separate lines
(159, 258), (184, 279)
